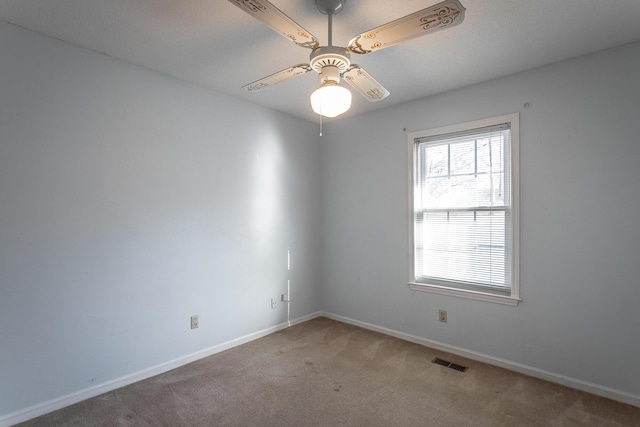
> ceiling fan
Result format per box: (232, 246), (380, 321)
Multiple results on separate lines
(229, 0), (466, 118)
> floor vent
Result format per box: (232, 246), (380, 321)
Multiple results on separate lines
(432, 357), (469, 373)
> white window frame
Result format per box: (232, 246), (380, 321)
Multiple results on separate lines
(408, 113), (520, 306)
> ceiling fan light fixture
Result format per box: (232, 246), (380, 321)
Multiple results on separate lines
(310, 81), (352, 118)
(232, 0), (466, 119)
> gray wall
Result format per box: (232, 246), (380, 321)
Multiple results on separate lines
(321, 42), (640, 397)
(0, 22), (321, 416)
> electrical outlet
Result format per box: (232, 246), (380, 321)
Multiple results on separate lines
(271, 298), (277, 309)
(438, 309), (447, 323)
(190, 315), (199, 329)
(281, 293), (289, 302)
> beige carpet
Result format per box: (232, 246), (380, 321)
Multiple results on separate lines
(17, 317), (640, 426)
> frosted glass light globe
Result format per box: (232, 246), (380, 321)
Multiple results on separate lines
(310, 83), (352, 118)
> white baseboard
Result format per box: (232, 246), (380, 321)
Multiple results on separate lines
(5, 309), (635, 426)
(0, 311), (323, 427)
(321, 311), (640, 408)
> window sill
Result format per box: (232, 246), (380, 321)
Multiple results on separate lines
(408, 282), (520, 306)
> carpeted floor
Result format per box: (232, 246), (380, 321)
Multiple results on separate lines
(17, 317), (640, 426)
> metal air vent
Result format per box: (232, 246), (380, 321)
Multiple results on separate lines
(432, 357), (469, 373)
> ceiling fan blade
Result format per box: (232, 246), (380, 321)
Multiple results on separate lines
(242, 64), (312, 92)
(347, 0), (465, 54)
(342, 65), (390, 102)
(228, 0), (319, 49)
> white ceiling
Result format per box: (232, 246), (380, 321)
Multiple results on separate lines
(2, 0), (640, 123)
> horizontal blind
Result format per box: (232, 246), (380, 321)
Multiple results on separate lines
(413, 123), (512, 294)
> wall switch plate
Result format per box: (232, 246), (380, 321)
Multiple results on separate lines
(190, 315), (199, 329)
(271, 298), (277, 309)
(438, 309), (447, 323)
(281, 293), (289, 302)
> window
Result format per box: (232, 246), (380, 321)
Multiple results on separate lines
(408, 114), (519, 305)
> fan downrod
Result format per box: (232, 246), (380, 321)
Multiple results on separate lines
(315, 0), (345, 15)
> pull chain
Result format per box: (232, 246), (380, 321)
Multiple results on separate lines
(319, 114), (323, 136)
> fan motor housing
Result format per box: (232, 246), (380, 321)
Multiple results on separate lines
(310, 46), (351, 74)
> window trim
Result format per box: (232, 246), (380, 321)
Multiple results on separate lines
(407, 113), (520, 306)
